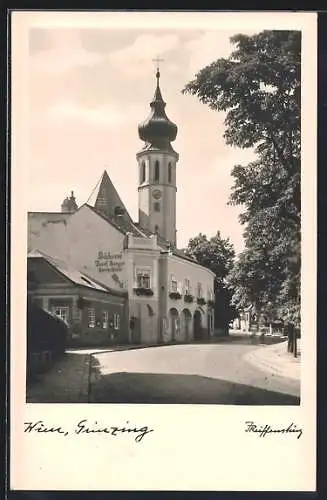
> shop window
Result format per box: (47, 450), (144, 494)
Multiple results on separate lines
(52, 306), (69, 324)
(88, 308), (96, 328)
(102, 310), (108, 329)
(113, 313), (120, 330)
(136, 268), (151, 289)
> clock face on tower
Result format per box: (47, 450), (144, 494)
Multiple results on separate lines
(152, 189), (162, 200)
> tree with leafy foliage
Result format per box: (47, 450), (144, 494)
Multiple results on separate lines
(185, 232), (237, 332)
(183, 30), (301, 327)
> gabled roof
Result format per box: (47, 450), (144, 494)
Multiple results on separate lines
(86, 169), (147, 238)
(28, 249), (127, 297)
(92, 170), (132, 222)
(86, 204), (145, 238)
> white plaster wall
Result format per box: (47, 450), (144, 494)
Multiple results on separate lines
(28, 213), (72, 251)
(162, 255), (215, 334)
(126, 248), (161, 344)
(165, 256), (214, 302)
(28, 205), (126, 291)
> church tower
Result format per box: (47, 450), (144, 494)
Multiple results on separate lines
(137, 64), (179, 246)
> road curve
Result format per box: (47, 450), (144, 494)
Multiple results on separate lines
(90, 342), (300, 405)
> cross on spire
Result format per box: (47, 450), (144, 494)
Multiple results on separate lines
(152, 56), (164, 71)
(152, 56), (164, 84)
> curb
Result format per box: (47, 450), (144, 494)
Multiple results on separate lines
(245, 343), (301, 381)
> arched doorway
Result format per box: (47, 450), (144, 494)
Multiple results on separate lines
(180, 309), (192, 342)
(169, 308), (179, 342)
(193, 310), (203, 340)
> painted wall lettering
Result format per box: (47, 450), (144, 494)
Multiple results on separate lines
(95, 250), (125, 275)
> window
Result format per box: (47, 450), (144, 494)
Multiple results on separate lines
(113, 313), (120, 330)
(196, 282), (203, 298)
(52, 306), (69, 324)
(154, 202), (160, 212)
(154, 160), (160, 183)
(102, 310), (109, 329)
(114, 206), (125, 217)
(168, 162), (172, 184)
(141, 161), (146, 183)
(184, 278), (191, 294)
(136, 268), (151, 289)
(88, 308), (96, 328)
(170, 274), (178, 293)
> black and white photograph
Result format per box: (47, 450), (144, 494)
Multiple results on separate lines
(10, 11), (316, 492)
(24, 20), (303, 406)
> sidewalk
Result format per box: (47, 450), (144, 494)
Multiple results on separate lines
(26, 352), (91, 403)
(245, 340), (301, 380)
(26, 345), (147, 403)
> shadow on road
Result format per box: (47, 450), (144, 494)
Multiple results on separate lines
(90, 371), (300, 405)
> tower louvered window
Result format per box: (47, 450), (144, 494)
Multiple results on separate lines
(154, 161), (160, 183)
(168, 162), (172, 184)
(141, 161), (146, 183)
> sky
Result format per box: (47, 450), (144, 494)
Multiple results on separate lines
(27, 25), (259, 253)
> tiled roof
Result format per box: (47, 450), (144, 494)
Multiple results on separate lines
(94, 170), (130, 219)
(135, 225), (197, 263)
(86, 204), (145, 238)
(28, 249), (127, 296)
(172, 248), (197, 263)
(85, 169), (147, 238)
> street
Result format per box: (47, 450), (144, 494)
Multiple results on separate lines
(90, 339), (300, 405)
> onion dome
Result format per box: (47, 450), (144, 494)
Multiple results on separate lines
(138, 69), (178, 151)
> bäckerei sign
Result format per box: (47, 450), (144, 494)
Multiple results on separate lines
(95, 250), (125, 273)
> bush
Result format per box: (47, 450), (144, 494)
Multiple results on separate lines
(27, 300), (68, 379)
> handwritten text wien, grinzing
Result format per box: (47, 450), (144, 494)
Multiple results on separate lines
(24, 420), (154, 443)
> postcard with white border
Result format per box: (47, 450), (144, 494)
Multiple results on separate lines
(10, 10), (316, 492)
